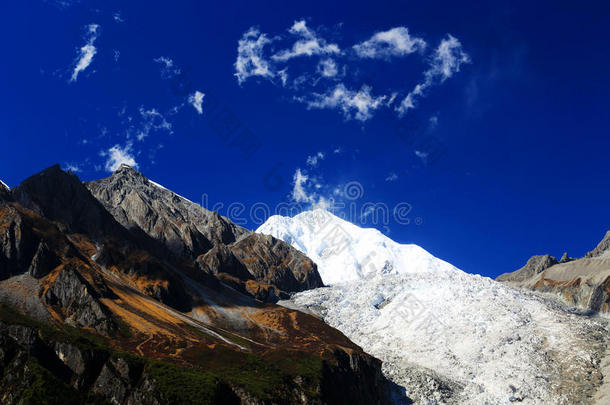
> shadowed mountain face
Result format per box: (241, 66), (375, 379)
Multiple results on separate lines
(496, 232), (610, 312)
(0, 165), (388, 405)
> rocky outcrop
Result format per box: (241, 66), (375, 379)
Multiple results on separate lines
(496, 254), (558, 283)
(43, 265), (116, 335)
(586, 230), (610, 258)
(231, 233), (324, 294)
(496, 231), (610, 312)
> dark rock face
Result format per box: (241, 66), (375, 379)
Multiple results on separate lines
(43, 265), (116, 335)
(196, 244), (252, 280)
(231, 233), (324, 293)
(12, 165), (128, 241)
(322, 349), (388, 405)
(496, 254), (558, 283)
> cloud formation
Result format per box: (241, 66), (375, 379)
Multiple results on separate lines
(70, 24), (100, 82)
(353, 27), (426, 59)
(272, 20), (340, 62)
(234, 21), (470, 121)
(234, 28), (275, 84)
(306, 151), (325, 167)
(189, 91), (205, 114)
(302, 84), (393, 121)
(397, 35), (470, 115)
(102, 143), (138, 172)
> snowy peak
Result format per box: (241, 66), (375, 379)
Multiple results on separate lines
(257, 209), (459, 285)
(0, 179), (9, 190)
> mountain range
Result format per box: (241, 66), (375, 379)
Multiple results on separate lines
(0, 165), (608, 404)
(0, 165), (388, 404)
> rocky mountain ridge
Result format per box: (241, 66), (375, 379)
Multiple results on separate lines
(496, 231), (610, 312)
(0, 164), (390, 404)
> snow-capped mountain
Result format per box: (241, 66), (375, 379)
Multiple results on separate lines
(257, 209), (456, 285)
(257, 210), (609, 404)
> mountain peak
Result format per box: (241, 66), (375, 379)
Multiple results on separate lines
(586, 230), (610, 258)
(258, 209), (457, 285)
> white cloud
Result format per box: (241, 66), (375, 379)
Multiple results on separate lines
(64, 163), (82, 173)
(70, 24), (100, 82)
(415, 150), (429, 163)
(385, 172), (398, 182)
(188, 91), (205, 114)
(234, 21), (469, 121)
(136, 107), (172, 141)
(301, 84), (391, 121)
(397, 34), (470, 115)
(234, 27), (275, 84)
(113, 50), (120, 62)
(272, 20), (340, 62)
(113, 12), (124, 23)
(306, 151), (325, 167)
(333, 147), (342, 154)
(154, 56), (181, 78)
(292, 168), (313, 203)
(102, 143), (138, 172)
(353, 27), (426, 59)
(317, 58), (339, 78)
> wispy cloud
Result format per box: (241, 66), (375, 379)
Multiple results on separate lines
(63, 163), (82, 173)
(292, 168), (313, 203)
(234, 28), (275, 84)
(188, 91), (205, 114)
(300, 84), (393, 121)
(317, 58), (339, 78)
(154, 56), (181, 79)
(397, 35), (470, 115)
(272, 20), (340, 62)
(306, 151), (325, 167)
(135, 107), (172, 141)
(385, 172), (398, 182)
(70, 24), (100, 82)
(353, 27), (426, 59)
(101, 143), (138, 172)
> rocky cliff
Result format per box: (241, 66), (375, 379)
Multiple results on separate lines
(496, 232), (610, 312)
(0, 165), (390, 405)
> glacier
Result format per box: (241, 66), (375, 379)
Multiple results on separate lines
(258, 209), (609, 404)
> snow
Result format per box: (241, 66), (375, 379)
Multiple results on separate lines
(0, 179), (9, 190)
(258, 209), (608, 404)
(148, 179), (194, 203)
(258, 209), (455, 285)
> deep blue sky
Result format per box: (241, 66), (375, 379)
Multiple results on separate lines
(1, 0), (609, 278)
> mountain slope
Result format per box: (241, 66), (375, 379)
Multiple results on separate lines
(496, 232), (610, 312)
(258, 210), (609, 404)
(86, 165), (323, 300)
(0, 166), (389, 404)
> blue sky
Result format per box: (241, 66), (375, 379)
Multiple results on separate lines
(1, 0), (609, 278)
